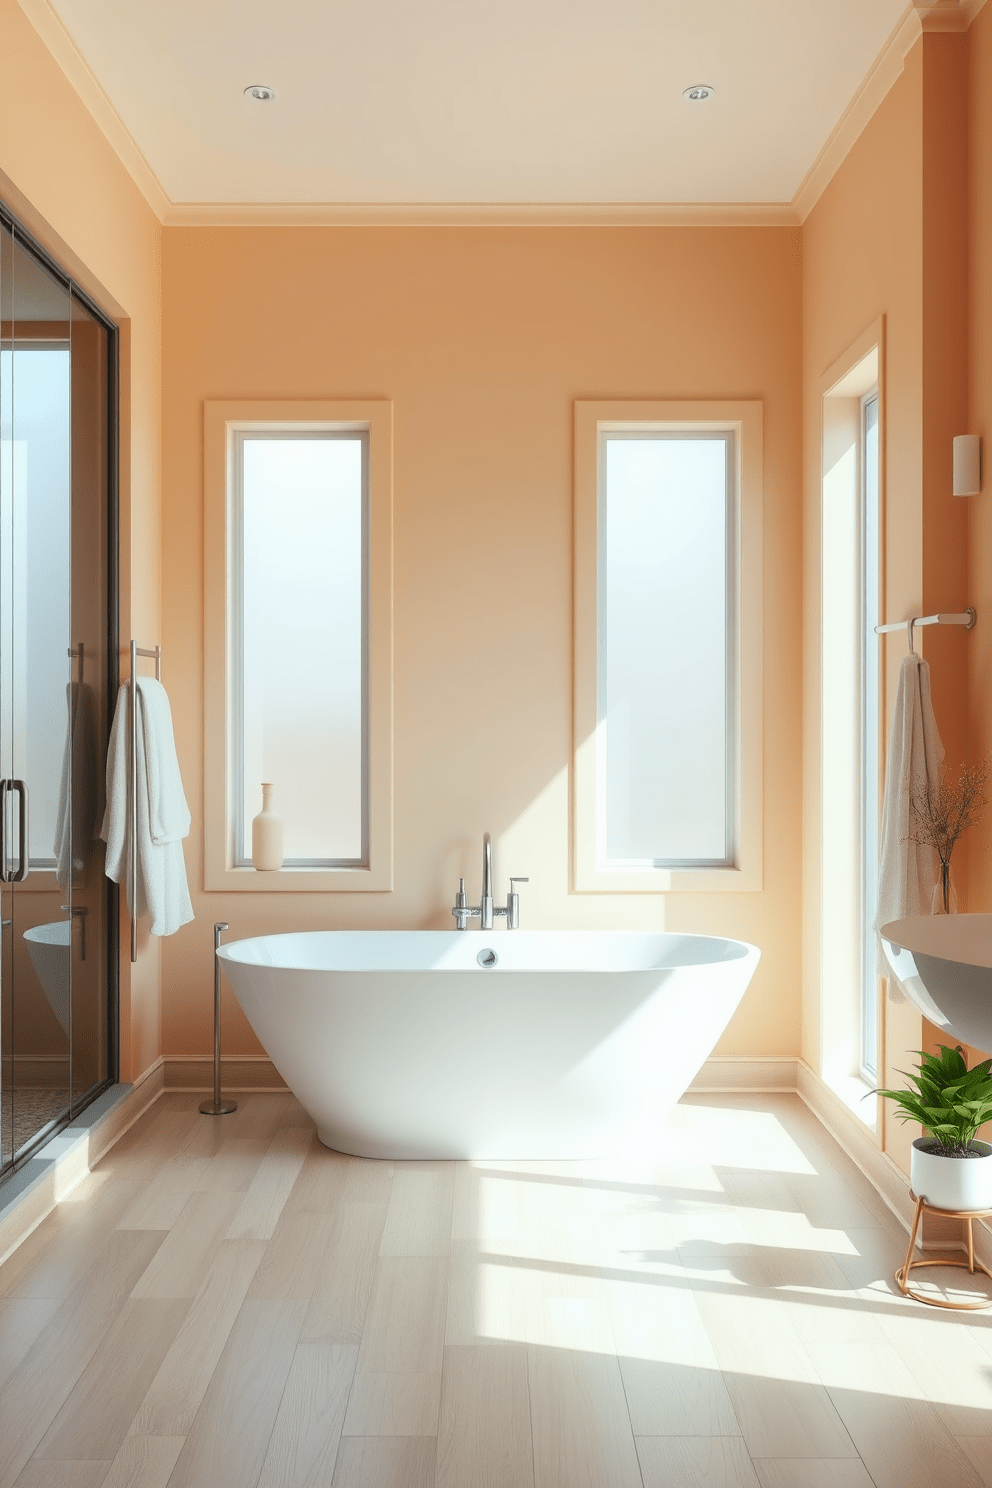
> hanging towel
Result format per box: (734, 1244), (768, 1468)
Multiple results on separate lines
(874, 652), (943, 1000)
(54, 681), (99, 890)
(101, 677), (194, 937)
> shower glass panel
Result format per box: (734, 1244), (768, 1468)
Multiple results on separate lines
(0, 211), (116, 1172)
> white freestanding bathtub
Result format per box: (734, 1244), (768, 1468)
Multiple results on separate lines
(217, 930), (760, 1159)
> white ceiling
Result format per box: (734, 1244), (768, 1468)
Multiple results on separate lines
(33, 0), (931, 211)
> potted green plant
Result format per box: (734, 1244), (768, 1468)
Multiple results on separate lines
(874, 1044), (992, 1211)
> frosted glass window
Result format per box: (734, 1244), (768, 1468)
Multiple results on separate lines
(600, 433), (732, 866)
(234, 432), (366, 865)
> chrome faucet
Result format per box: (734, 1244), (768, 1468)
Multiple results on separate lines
(452, 832), (528, 930)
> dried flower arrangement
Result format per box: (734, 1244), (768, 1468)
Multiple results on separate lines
(908, 755), (992, 913)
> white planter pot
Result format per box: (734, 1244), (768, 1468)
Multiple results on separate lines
(911, 1137), (992, 1211)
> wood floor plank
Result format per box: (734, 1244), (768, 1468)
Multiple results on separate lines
(445, 1237), (616, 1354)
(636, 1436), (760, 1488)
(226, 1126), (313, 1241)
(255, 1343), (357, 1488)
(0, 1297), (60, 1395)
(12, 1461), (111, 1488)
(378, 1164), (454, 1257)
(249, 1211), (338, 1301)
(194, 1136), (266, 1193)
(1, 1177), (142, 1301)
(602, 1267), (740, 1436)
(300, 1200), (391, 1346)
(34, 1298), (189, 1461)
(166, 1297), (307, 1488)
(806, 1342), (986, 1488)
(528, 1345), (642, 1488)
(127, 1238), (267, 1437)
(280, 1141), (352, 1217)
(876, 1303), (992, 1433)
(956, 1437), (992, 1487)
(0, 1229), (166, 1488)
(436, 1344), (533, 1488)
(752, 1461), (877, 1488)
(692, 1264), (857, 1460)
(92, 1110), (200, 1186)
(98, 1436), (185, 1488)
(343, 1372), (440, 1436)
(130, 1189), (243, 1299)
(330, 1437), (437, 1488)
(356, 1257), (448, 1375)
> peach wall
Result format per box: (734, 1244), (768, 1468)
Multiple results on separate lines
(967, 2), (992, 914)
(160, 225), (803, 1065)
(803, 33), (977, 1176)
(0, 0), (162, 1082)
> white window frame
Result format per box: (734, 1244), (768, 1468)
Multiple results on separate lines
(203, 399), (393, 891)
(859, 388), (881, 1084)
(817, 321), (883, 1114)
(573, 399), (763, 893)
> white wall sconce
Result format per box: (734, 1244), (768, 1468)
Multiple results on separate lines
(953, 434), (981, 496)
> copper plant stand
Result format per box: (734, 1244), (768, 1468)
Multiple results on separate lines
(896, 1191), (992, 1310)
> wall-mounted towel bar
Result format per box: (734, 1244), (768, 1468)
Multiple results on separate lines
(130, 640), (162, 963)
(874, 607), (976, 655)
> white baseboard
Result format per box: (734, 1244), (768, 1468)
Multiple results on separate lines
(164, 1057), (287, 1092)
(688, 1056), (799, 1092)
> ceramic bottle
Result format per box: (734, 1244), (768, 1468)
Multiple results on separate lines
(251, 783), (284, 870)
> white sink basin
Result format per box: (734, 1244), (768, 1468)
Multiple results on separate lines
(881, 915), (992, 1053)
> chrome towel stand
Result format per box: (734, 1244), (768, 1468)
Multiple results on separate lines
(875, 607), (977, 655)
(200, 923), (237, 1117)
(129, 639), (162, 964)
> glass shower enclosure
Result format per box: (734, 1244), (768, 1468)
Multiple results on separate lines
(0, 207), (118, 1173)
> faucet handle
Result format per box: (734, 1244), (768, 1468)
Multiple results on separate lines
(506, 878), (528, 930)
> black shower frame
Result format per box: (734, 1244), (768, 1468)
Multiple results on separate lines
(0, 195), (121, 1173)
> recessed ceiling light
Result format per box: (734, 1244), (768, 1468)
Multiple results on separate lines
(244, 85), (276, 102)
(683, 84), (714, 101)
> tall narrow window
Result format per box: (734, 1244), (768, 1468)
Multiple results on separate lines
(860, 392), (881, 1083)
(573, 401), (763, 894)
(232, 430), (367, 867)
(820, 339), (880, 1101)
(600, 433), (733, 866)
(203, 399), (392, 892)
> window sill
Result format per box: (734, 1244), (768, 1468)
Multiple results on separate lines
(204, 863), (392, 893)
(573, 862), (762, 893)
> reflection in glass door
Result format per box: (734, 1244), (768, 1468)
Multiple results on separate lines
(0, 208), (117, 1172)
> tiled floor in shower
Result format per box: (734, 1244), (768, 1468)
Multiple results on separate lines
(1, 1087), (69, 1166)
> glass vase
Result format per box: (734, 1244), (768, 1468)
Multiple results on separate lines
(930, 861), (957, 915)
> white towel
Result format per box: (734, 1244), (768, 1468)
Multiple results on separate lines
(874, 653), (943, 999)
(101, 677), (193, 937)
(54, 681), (99, 890)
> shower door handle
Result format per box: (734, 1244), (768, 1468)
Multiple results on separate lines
(0, 780), (7, 883)
(9, 781), (28, 882)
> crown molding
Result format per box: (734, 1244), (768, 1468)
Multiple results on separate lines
(793, 6), (922, 222)
(16, 0), (170, 222)
(19, 0), (984, 238)
(161, 199), (799, 228)
(916, 0), (970, 29)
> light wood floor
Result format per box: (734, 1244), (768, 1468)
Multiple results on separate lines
(2, 1091), (992, 1488)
